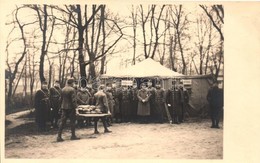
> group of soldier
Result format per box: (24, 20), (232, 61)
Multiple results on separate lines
(106, 80), (190, 125)
(34, 77), (223, 142)
(34, 78), (112, 142)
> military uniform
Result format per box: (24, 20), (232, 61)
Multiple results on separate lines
(137, 88), (151, 116)
(121, 87), (131, 122)
(130, 87), (138, 121)
(49, 86), (62, 128)
(166, 87), (182, 124)
(207, 85), (223, 128)
(179, 87), (189, 122)
(112, 87), (123, 123)
(34, 88), (50, 131)
(94, 89), (111, 133)
(154, 87), (165, 123)
(147, 85), (156, 121)
(57, 81), (79, 141)
(76, 88), (91, 127)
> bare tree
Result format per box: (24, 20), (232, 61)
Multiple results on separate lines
(169, 5), (190, 74)
(139, 5), (166, 59)
(194, 13), (213, 75)
(200, 5), (224, 80)
(5, 6), (34, 109)
(131, 5), (138, 65)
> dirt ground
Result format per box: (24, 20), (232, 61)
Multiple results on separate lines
(5, 110), (223, 159)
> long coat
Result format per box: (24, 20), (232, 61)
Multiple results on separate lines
(34, 89), (50, 124)
(130, 87), (138, 116)
(121, 88), (132, 117)
(166, 88), (182, 117)
(137, 88), (151, 116)
(147, 86), (156, 116)
(207, 86), (223, 111)
(154, 88), (165, 118)
(112, 87), (123, 114)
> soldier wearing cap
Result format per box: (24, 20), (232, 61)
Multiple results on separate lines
(137, 83), (151, 123)
(154, 82), (165, 123)
(147, 80), (156, 122)
(57, 78), (80, 142)
(93, 85), (112, 134)
(207, 82), (223, 128)
(112, 81), (123, 123)
(49, 80), (62, 128)
(166, 80), (182, 124)
(130, 83), (138, 121)
(34, 81), (51, 132)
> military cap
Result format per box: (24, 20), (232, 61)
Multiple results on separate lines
(67, 78), (75, 84)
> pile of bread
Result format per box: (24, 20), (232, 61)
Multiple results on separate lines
(77, 105), (102, 114)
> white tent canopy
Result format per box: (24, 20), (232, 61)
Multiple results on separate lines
(101, 58), (184, 78)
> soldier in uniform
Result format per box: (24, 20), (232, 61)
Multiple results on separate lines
(112, 82), (123, 123)
(137, 83), (151, 123)
(147, 81), (156, 122)
(166, 81), (182, 124)
(34, 81), (50, 132)
(76, 86), (91, 127)
(130, 84), (138, 121)
(207, 82), (223, 128)
(154, 83), (165, 123)
(179, 83), (189, 122)
(121, 86), (132, 122)
(104, 84), (115, 126)
(49, 80), (62, 129)
(57, 78), (80, 142)
(93, 85), (112, 134)
(87, 83), (96, 105)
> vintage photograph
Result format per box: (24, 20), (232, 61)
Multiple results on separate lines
(3, 3), (224, 159)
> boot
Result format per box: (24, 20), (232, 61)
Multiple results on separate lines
(94, 120), (99, 134)
(211, 119), (215, 128)
(70, 135), (80, 140)
(104, 129), (112, 133)
(215, 119), (220, 128)
(70, 127), (80, 140)
(57, 136), (64, 142)
(57, 132), (64, 142)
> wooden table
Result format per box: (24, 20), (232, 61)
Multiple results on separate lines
(77, 113), (111, 118)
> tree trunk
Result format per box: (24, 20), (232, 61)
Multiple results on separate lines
(39, 5), (48, 83)
(99, 5), (106, 75)
(77, 5), (87, 78)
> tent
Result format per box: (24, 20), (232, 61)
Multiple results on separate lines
(101, 58), (184, 78)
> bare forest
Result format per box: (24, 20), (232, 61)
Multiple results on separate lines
(5, 4), (224, 111)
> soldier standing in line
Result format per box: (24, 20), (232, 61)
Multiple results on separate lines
(87, 84), (96, 105)
(57, 78), (80, 142)
(34, 81), (51, 132)
(179, 83), (189, 122)
(93, 85), (112, 134)
(147, 81), (156, 122)
(130, 84), (138, 122)
(112, 82), (123, 123)
(154, 83), (165, 123)
(166, 80), (182, 124)
(121, 85), (132, 122)
(49, 80), (62, 129)
(137, 83), (151, 123)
